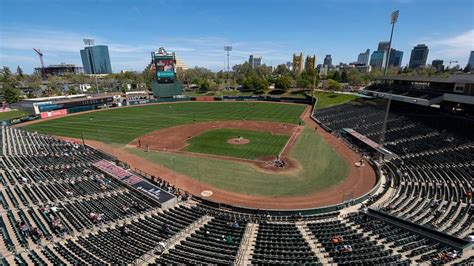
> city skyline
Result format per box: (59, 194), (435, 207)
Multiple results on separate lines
(0, 0), (473, 73)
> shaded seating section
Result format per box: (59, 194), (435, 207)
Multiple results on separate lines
(158, 215), (247, 264)
(252, 223), (320, 265)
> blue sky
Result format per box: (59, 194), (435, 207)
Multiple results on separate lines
(1, 0), (473, 73)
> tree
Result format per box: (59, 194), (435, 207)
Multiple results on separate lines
(3, 85), (21, 104)
(340, 71), (348, 83)
(44, 76), (64, 96)
(296, 76), (311, 88)
(183, 67), (214, 85)
(347, 69), (363, 86)
(67, 87), (78, 95)
(200, 80), (210, 92)
(274, 76), (291, 91)
(16, 66), (23, 77)
(327, 79), (341, 91)
(241, 75), (267, 92)
(1, 66), (19, 87)
(1, 66), (12, 80)
(274, 64), (290, 76)
(332, 71), (341, 82)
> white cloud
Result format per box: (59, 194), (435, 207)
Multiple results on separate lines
(419, 29), (474, 65)
(0, 26), (289, 73)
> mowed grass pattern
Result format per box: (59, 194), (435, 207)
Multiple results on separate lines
(184, 129), (289, 159)
(127, 126), (349, 197)
(0, 110), (29, 121)
(25, 102), (305, 145)
(314, 92), (358, 109)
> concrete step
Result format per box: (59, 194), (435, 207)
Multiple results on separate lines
(239, 222), (259, 266)
(296, 222), (330, 265)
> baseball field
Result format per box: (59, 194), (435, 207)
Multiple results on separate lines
(23, 94), (374, 208)
(25, 102), (304, 144)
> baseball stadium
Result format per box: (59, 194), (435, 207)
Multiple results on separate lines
(0, 73), (473, 265)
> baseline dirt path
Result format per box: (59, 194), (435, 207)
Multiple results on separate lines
(128, 120), (302, 173)
(60, 105), (376, 210)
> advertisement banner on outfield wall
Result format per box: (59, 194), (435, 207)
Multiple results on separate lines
(195, 96), (215, 102)
(40, 109), (68, 119)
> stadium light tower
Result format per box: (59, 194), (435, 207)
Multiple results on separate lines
(383, 10), (399, 76)
(224, 46), (232, 72)
(379, 10), (399, 163)
(224, 46), (232, 89)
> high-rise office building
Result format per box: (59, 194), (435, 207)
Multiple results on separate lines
(468, 51), (474, 70)
(431, 59), (444, 72)
(357, 49), (370, 65)
(388, 49), (404, 68)
(248, 55), (262, 69)
(408, 44), (429, 69)
(370, 50), (387, 70)
(305, 55), (316, 71)
(323, 55), (332, 68)
(292, 53), (304, 73)
(378, 41), (390, 52)
(80, 45), (112, 74)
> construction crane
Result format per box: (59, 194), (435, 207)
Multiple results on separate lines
(33, 48), (46, 77)
(448, 60), (459, 69)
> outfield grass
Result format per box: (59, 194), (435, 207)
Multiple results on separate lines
(0, 110), (29, 121)
(25, 102), (306, 145)
(184, 129), (289, 160)
(314, 91), (358, 109)
(127, 126), (349, 197)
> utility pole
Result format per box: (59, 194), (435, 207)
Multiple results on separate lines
(312, 76), (317, 109)
(379, 10), (399, 163)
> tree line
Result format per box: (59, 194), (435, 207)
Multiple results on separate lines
(1, 61), (470, 104)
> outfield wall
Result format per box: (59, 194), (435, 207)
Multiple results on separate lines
(128, 95), (312, 105)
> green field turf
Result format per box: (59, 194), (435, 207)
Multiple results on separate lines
(0, 110), (29, 121)
(314, 91), (358, 109)
(25, 102), (306, 145)
(127, 126), (349, 197)
(183, 129), (289, 160)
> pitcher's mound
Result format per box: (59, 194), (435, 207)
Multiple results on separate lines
(227, 138), (250, 145)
